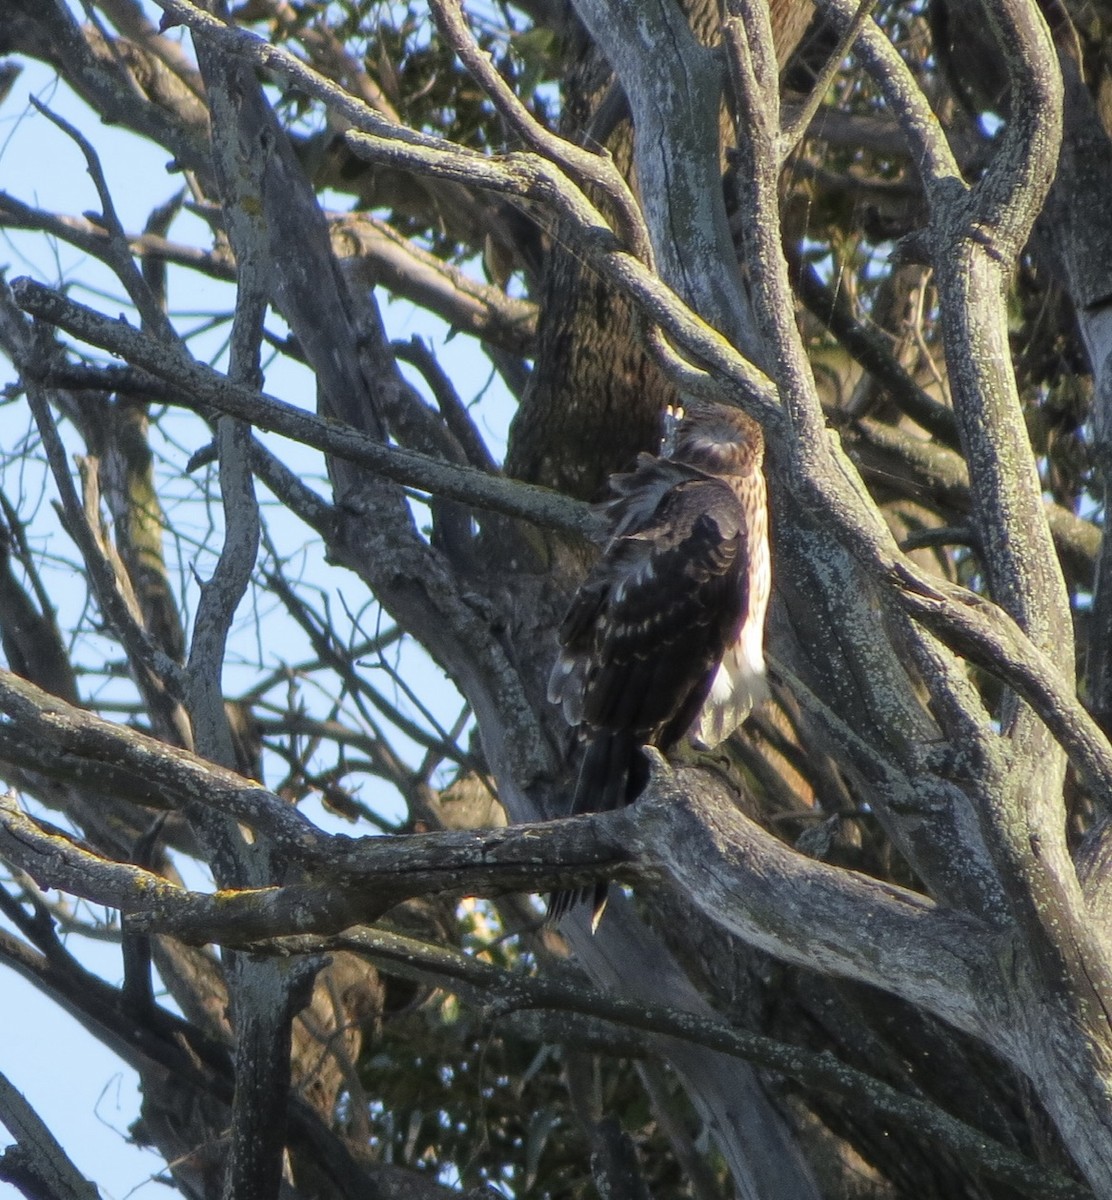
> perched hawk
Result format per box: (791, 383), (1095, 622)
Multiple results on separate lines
(547, 402), (770, 925)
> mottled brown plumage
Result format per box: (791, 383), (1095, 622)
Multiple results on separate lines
(548, 403), (770, 924)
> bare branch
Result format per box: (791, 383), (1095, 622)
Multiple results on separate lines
(779, 0), (878, 157)
(9, 278), (595, 539)
(428, 0), (652, 264)
(332, 214), (536, 356)
(0, 671), (322, 859)
(15, 345), (187, 707)
(149, 0), (781, 426)
(0, 191), (235, 282)
(27, 96), (177, 342)
(392, 337), (501, 475)
(0, 1071), (100, 1200)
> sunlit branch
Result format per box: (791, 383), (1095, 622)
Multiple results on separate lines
(428, 0), (652, 264)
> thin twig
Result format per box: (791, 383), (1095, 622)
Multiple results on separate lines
(780, 0), (879, 158)
(10, 277), (597, 540)
(0, 1070), (100, 1200)
(27, 97), (177, 342)
(24, 371), (186, 700)
(428, 0), (652, 264)
(392, 337), (501, 475)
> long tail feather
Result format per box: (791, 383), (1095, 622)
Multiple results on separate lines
(547, 732), (644, 927)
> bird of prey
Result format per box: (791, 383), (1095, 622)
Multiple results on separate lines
(547, 402), (770, 925)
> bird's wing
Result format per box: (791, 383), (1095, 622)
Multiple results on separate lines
(599, 453), (707, 538)
(546, 574), (606, 727)
(553, 474), (749, 751)
(546, 456), (703, 725)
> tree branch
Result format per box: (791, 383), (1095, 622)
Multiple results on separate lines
(255, 927), (1092, 1200)
(0, 1071), (100, 1200)
(9, 278), (593, 540)
(0, 671), (323, 859)
(0, 689), (997, 1048)
(331, 214), (536, 356)
(428, 0), (651, 263)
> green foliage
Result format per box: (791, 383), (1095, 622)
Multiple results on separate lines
(350, 910), (721, 1198)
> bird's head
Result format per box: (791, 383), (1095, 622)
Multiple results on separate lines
(670, 402), (763, 475)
